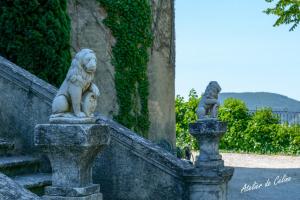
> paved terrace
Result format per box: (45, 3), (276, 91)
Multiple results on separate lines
(223, 153), (300, 200)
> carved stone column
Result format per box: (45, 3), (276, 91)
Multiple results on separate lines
(184, 119), (234, 200)
(34, 124), (110, 200)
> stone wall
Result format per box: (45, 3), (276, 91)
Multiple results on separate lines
(67, 0), (118, 118)
(0, 173), (40, 200)
(94, 115), (190, 200)
(67, 0), (176, 150)
(0, 57), (55, 153)
(148, 0), (176, 151)
(0, 57), (190, 199)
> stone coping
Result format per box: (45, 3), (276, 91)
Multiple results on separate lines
(0, 56), (57, 105)
(96, 114), (193, 179)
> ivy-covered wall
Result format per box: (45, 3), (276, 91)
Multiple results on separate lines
(0, 0), (176, 149)
(97, 0), (153, 137)
(67, 0), (176, 148)
(0, 0), (71, 87)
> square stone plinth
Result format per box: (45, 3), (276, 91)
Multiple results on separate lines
(34, 124), (110, 148)
(189, 119), (227, 168)
(34, 124), (110, 188)
(184, 167), (234, 200)
(35, 123), (110, 200)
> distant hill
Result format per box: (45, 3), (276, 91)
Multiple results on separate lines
(219, 92), (300, 112)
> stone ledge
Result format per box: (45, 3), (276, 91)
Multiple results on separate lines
(0, 56), (56, 105)
(49, 117), (97, 124)
(34, 124), (110, 147)
(183, 167), (234, 184)
(45, 185), (100, 197)
(189, 119), (227, 135)
(43, 192), (102, 200)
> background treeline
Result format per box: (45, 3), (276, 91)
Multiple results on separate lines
(176, 89), (300, 155)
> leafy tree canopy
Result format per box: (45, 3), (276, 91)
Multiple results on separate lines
(265, 0), (300, 31)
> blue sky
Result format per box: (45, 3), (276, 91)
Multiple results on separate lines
(175, 0), (300, 101)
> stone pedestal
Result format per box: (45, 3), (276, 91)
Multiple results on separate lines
(34, 124), (110, 200)
(184, 119), (234, 200)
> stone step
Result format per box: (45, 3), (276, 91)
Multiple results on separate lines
(0, 139), (14, 155)
(14, 173), (52, 196)
(0, 156), (40, 176)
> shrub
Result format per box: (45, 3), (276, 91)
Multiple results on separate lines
(274, 124), (300, 154)
(176, 91), (300, 155)
(219, 101), (300, 155)
(219, 98), (251, 150)
(0, 0), (71, 86)
(175, 89), (200, 150)
(243, 109), (280, 153)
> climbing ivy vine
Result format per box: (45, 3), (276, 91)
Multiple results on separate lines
(97, 0), (153, 137)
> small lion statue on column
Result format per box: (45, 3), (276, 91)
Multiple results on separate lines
(196, 81), (221, 119)
(50, 49), (100, 123)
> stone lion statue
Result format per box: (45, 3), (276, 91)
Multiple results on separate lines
(51, 49), (100, 120)
(196, 81), (221, 119)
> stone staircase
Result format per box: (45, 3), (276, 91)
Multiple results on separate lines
(0, 139), (51, 196)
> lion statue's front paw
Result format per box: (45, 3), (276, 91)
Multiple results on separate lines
(75, 112), (87, 118)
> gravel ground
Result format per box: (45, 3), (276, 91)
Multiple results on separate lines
(221, 153), (300, 200)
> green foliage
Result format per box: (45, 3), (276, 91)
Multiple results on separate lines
(243, 109), (280, 153)
(175, 89), (200, 150)
(219, 98), (251, 126)
(219, 98), (252, 150)
(0, 0), (71, 86)
(264, 0), (300, 31)
(219, 98), (300, 155)
(176, 92), (300, 155)
(251, 108), (280, 125)
(98, 0), (153, 137)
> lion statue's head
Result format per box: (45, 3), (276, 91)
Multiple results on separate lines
(74, 49), (97, 73)
(66, 49), (97, 85)
(204, 81), (221, 99)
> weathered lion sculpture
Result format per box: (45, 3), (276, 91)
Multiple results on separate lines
(51, 49), (100, 120)
(196, 81), (221, 119)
